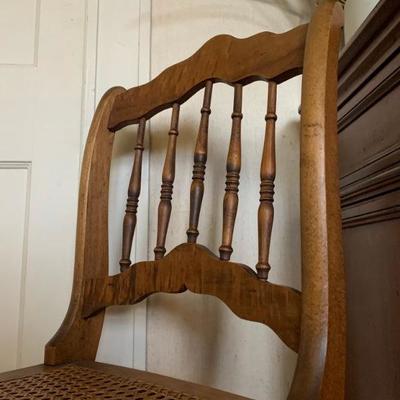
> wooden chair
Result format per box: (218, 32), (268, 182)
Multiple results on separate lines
(0, 1), (345, 399)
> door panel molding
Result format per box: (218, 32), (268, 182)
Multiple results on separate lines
(0, 0), (40, 67)
(81, 0), (151, 370)
(0, 161), (31, 371)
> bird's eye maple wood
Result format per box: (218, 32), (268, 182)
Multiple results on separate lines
(0, 2), (345, 399)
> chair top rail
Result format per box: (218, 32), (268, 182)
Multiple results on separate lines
(108, 24), (308, 131)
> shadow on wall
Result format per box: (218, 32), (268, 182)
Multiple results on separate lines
(150, 0), (314, 41)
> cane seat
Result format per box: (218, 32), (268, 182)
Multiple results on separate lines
(0, 362), (249, 400)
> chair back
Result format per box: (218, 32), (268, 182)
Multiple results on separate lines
(46, 2), (345, 399)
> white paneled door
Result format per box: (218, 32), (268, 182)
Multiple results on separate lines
(0, 0), (149, 372)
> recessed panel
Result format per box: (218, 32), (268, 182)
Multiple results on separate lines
(0, 0), (38, 65)
(0, 165), (29, 372)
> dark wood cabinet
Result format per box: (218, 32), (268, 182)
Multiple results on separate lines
(338, 1), (400, 399)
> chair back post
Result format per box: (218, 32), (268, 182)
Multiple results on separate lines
(44, 87), (125, 365)
(288, 1), (345, 400)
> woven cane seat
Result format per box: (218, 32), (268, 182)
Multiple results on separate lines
(0, 362), (249, 400)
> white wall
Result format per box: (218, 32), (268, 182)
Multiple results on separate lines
(0, 0), (150, 372)
(147, 1), (312, 399)
(344, 0), (379, 43)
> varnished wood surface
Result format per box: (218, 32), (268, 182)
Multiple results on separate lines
(186, 81), (213, 244)
(219, 84), (243, 261)
(45, 87), (125, 365)
(107, 24), (308, 130)
(154, 104), (180, 260)
(120, 118), (146, 271)
(83, 243), (301, 352)
(256, 82), (277, 281)
(288, 2), (345, 400)
(338, 1), (400, 399)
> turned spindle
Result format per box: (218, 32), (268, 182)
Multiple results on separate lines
(187, 81), (213, 243)
(219, 84), (243, 261)
(256, 82), (277, 280)
(154, 103), (180, 260)
(119, 118), (146, 272)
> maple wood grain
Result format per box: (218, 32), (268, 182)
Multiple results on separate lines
(288, 2), (345, 400)
(82, 243), (301, 352)
(108, 24), (308, 130)
(45, 87), (125, 365)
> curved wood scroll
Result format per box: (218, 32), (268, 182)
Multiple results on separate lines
(82, 243), (301, 352)
(45, 87), (125, 365)
(108, 24), (308, 130)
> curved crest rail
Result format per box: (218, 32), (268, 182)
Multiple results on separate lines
(108, 24), (308, 130)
